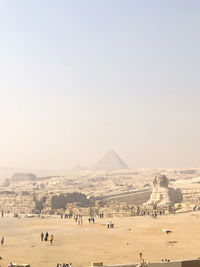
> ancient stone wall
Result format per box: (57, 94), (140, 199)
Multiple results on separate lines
(95, 259), (200, 267)
(0, 191), (36, 213)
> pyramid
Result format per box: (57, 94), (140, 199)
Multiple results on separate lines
(71, 165), (88, 172)
(92, 150), (129, 170)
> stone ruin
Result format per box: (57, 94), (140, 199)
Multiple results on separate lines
(11, 173), (37, 182)
(91, 259), (200, 267)
(146, 175), (182, 207)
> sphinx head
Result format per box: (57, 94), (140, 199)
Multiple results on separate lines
(153, 175), (169, 188)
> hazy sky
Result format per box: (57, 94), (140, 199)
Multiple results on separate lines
(0, 0), (200, 170)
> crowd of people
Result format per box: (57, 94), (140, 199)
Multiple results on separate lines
(56, 262), (73, 267)
(61, 213), (73, 219)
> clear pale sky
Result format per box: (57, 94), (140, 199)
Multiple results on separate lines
(0, 0), (200, 170)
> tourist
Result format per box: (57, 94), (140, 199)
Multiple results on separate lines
(1, 236), (4, 246)
(8, 262), (13, 267)
(45, 232), (49, 242)
(110, 222), (114, 228)
(100, 213), (104, 218)
(163, 209), (165, 215)
(41, 232), (44, 241)
(50, 234), (54, 245)
(139, 252), (143, 263)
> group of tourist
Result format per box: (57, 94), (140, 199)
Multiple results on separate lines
(56, 262), (73, 267)
(61, 213), (73, 219)
(107, 221), (114, 228)
(41, 232), (54, 244)
(152, 213), (158, 219)
(99, 213), (104, 218)
(74, 214), (83, 225)
(88, 217), (95, 223)
(139, 209), (165, 217)
(9, 260), (73, 267)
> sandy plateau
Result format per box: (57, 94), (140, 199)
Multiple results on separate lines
(0, 159), (200, 266)
(0, 212), (200, 267)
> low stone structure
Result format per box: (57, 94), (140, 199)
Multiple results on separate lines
(12, 264), (30, 267)
(146, 175), (182, 207)
(0, 191), (36, 213)
(11, 173), (37, 183)
(92, 259), (200, 267)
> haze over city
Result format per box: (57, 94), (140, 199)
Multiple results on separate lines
(0, 0), (200, 170)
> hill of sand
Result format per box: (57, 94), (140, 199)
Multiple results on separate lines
(0, 212), (200, 267)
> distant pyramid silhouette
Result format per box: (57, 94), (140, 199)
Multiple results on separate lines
(71, 165), (88, 172)
(92, 150), (129, 170)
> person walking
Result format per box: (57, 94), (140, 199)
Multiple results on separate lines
(1, 236), (4, 246)
(41, 232), (44, 241)
(45, 232), (49, 240)
(44, 232), (49, 243)
(50, 234), (54, 245)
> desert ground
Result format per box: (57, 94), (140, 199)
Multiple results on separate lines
(0, 212), (200, 267)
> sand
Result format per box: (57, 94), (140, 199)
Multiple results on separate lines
(0, 213), (199, 267)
